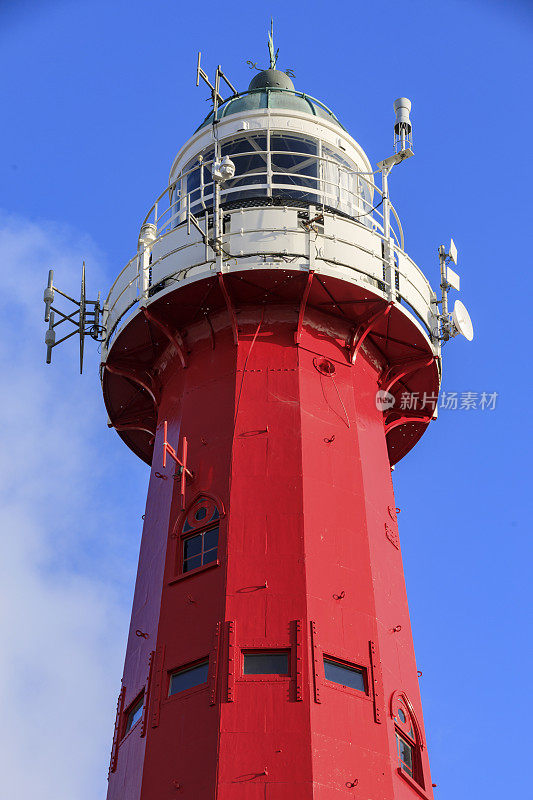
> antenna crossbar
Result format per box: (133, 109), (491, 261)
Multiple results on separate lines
(43, 264), (105, 373)
(196, 53), (238, 112)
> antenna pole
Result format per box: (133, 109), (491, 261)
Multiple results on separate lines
(439, 245), (450, 340)
(380, 166), (395, 301)
(44, 269), (54, 322)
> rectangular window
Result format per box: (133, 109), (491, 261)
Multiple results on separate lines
(243, 651), (290, 676)
(169, 659), (209, 697)
(396, 732), (414, 777)
(323, 657), (366, 692)
(124, 693), (144, 736)
(182, 526), (218, 573)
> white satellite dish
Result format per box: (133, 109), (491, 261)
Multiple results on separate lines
(451, 300), (474, 341)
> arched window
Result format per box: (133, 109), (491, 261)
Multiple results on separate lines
(390, 692), (425, 790)
(179, 496), (222, 574)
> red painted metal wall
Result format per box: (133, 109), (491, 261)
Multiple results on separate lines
(106, 303), (434, 799)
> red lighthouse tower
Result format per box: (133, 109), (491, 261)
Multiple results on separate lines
(45, 38), (473, 800)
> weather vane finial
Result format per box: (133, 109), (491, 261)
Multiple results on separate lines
(268, 17), (278, 69)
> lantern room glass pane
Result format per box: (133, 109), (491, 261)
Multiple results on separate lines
(323, 657), (365, 692)
(169, 660), (209, 696)
(243, 651), (290, 675)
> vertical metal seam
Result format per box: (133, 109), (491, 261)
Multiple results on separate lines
(108, 684), (125, 775)
(369, 639), (384, 724)
(227, 620), (235, 702)
(141, 651), (155, 737)
(310, 621), (321, 703)
(209, 621), (222, 706)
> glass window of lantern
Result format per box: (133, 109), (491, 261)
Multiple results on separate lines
(179, 131), (370, 222)
(220, 133), (269, 202)
(270, 133), (320, 203)
(321, 144), (360, 217)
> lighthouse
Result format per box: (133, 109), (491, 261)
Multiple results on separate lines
(44, 30), (473, 800)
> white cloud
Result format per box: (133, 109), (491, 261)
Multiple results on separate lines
(0, 213), (147, 799)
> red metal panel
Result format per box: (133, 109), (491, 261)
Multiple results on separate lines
(106, 303), (435, 800)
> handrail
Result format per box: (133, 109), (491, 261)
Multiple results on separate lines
(103, 199), (433, 359)
(140, 149), (402, 246)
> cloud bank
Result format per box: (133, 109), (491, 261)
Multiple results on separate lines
(0, 213), (147, 799)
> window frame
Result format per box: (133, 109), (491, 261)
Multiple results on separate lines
(169, 494), (224, 583)
(391, 692), (426, 794)
(181, 524), (219, 574)
(121, 690), (144, 740)
(322, 654), (368, 696)
(239, 647), (292, 683)
(166, 656), (210, 702)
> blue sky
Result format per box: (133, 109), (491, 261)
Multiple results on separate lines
(0, 1), (531, 798)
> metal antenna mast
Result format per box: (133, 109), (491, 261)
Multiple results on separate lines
(194, 55), (238, 264)
(43, 263), (105, 373)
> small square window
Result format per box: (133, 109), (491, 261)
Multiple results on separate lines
(169, 659), (209, 696)
(182, 526), (219, 573)
(124, 693), (144, 736)
(396, 731), (414, 777)
(243, 651), (290, 675)
(323, 657), (366, 692)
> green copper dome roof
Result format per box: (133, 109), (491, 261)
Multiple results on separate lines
(195, 69), (345, 132)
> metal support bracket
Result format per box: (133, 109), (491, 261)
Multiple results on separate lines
(217, 272), (239, 345)
(162, 421), (194, 509)
(141, 306), (187, 368)
(294, 270), (315, 344)
(384, 412), (432, 436)
(348, 301), (393, 364)
(379, 355), (436, 394)
(105, 363), (159, 406)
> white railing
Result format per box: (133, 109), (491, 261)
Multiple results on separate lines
(138, 151), (404, 248)
(102, 203), (437, 362)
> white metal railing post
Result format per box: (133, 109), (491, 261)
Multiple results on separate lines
(137, 222), (158, 297)
(380, 167), (395, 300)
